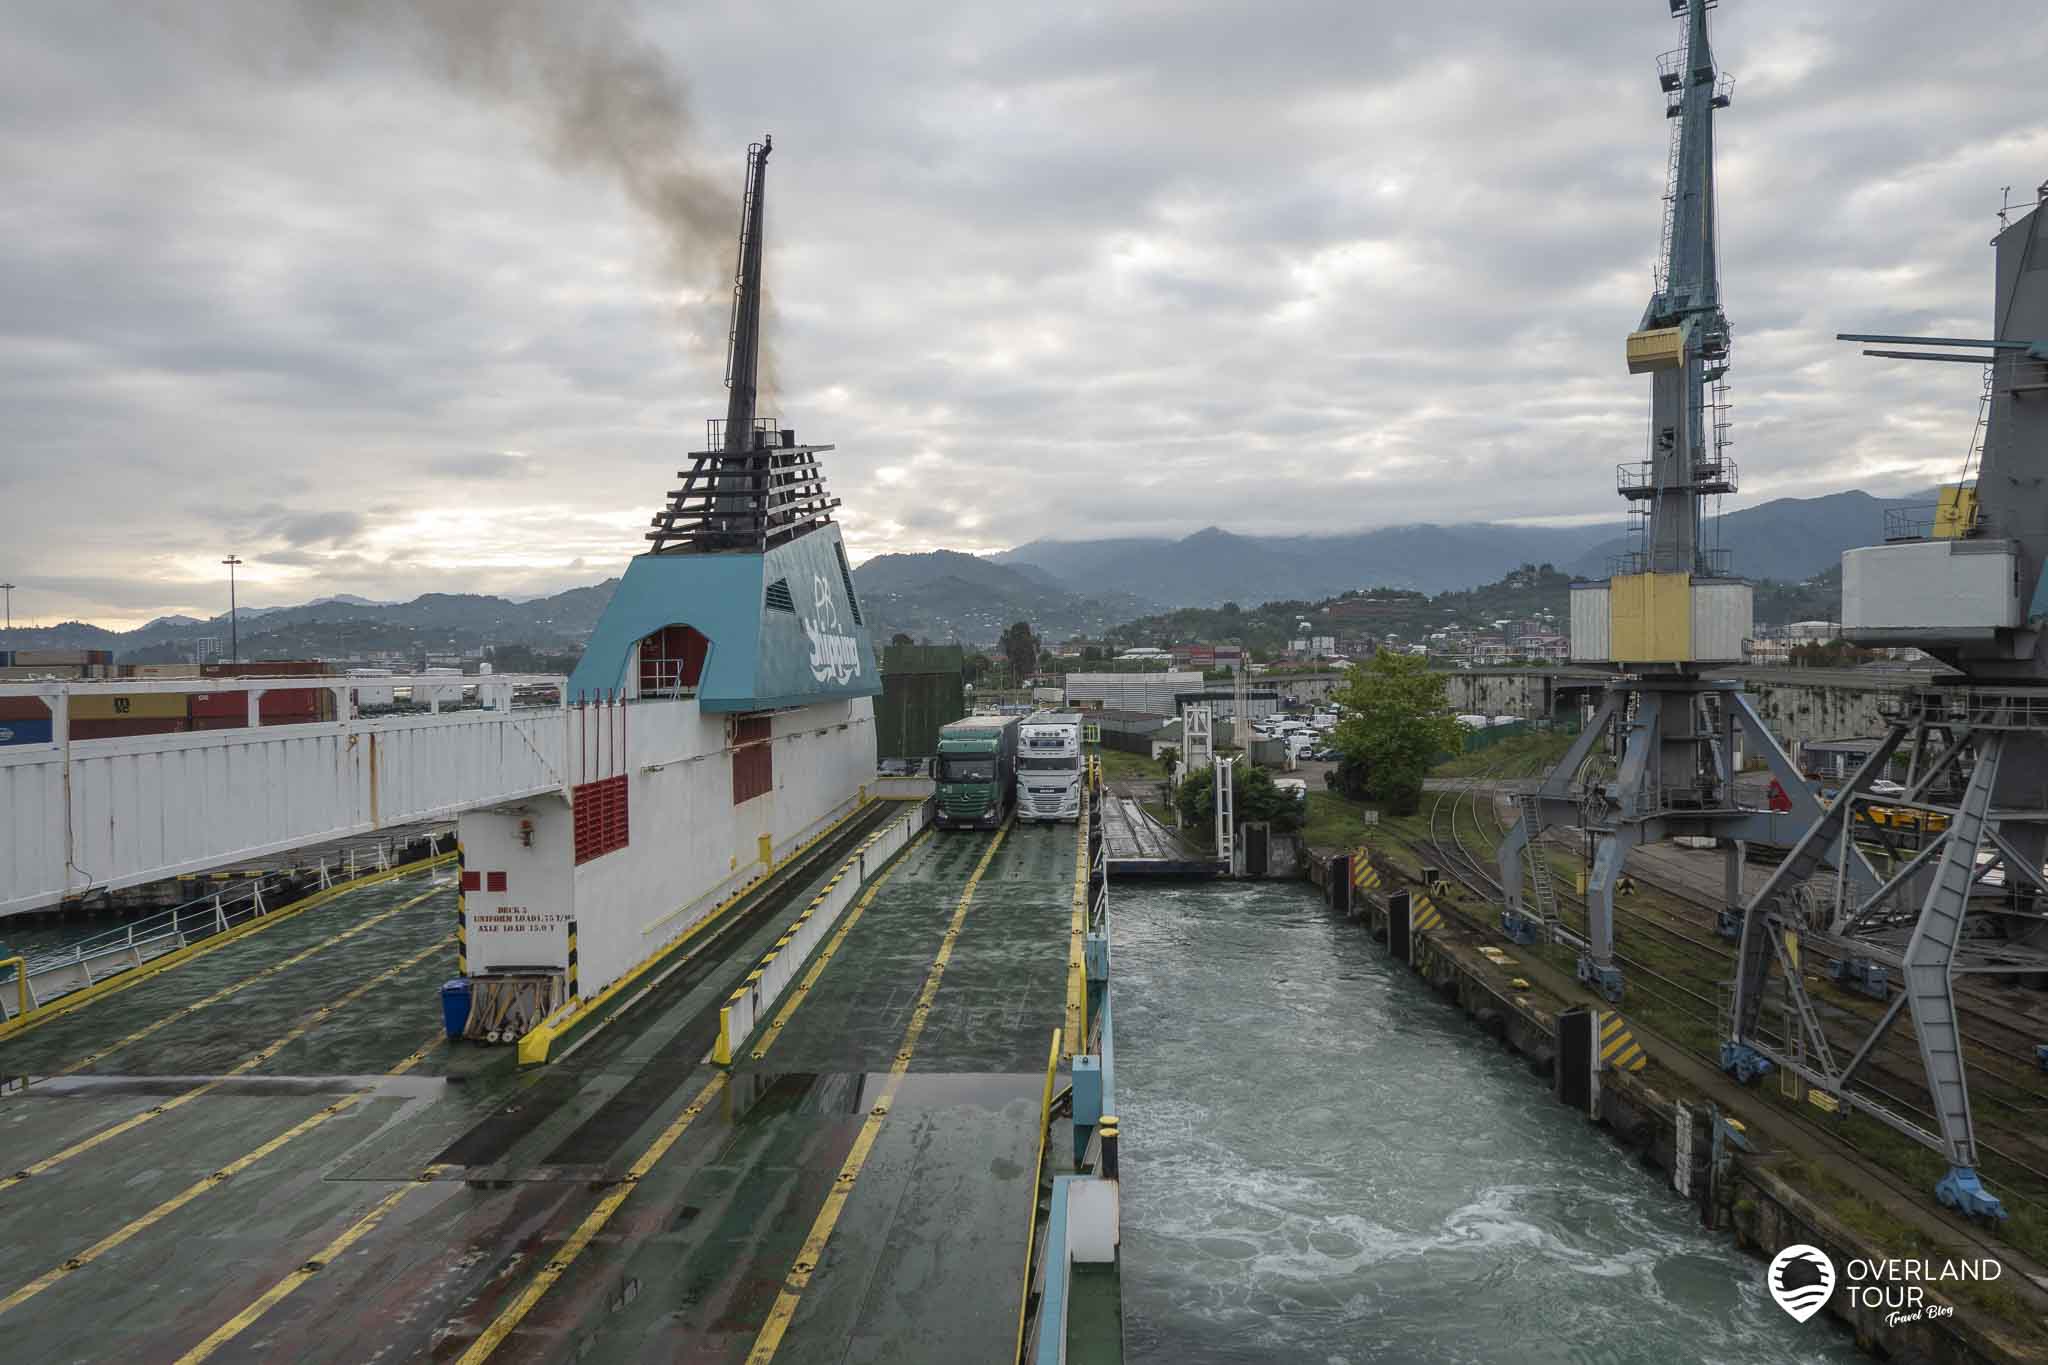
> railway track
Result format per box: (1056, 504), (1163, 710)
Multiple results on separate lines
(1406, 768), (2048, 1206)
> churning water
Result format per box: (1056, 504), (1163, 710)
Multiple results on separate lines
(1114, 879), (1862, 1365)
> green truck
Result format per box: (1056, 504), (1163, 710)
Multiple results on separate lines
(935, 714), (1021, 830)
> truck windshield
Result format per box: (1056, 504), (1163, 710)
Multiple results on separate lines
(941, 757), (996, 783)
(1018, 756), (1078, 771)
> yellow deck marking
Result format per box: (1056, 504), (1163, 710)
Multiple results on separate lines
(173, 1159), (457, 1364)
(0, 856), (453, 1044)
(46, 883), (447, 1078)
(454, 1070), (730, 1364)
(454, 818), (953, 1363)
(1065, 781), (1091, 1058)
(0, 1035), (443, 1318)
(2, 933), (454, 1192)
(746, 824), (1011, 1364)
(747, 829), (932, 1060)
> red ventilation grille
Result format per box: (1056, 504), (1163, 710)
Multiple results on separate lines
(574, 774), (630, 864)
(732, 715), (773, 805)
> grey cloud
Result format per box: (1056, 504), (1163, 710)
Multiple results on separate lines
(3, 0), (2044, 629)
(421, 452), (543, 480)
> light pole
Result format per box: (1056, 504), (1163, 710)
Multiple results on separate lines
(0, 582), (13, 632)
(221, 556), (242, 666)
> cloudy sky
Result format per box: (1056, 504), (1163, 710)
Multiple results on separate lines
(4, 1), (2046, 629)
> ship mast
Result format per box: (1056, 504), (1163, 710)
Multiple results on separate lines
(646, 137), (842, 556)
(723, 136), (770, 460)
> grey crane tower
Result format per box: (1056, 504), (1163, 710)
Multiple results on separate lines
(1720, 183), (2048, 1222)
(1494, 0), (1866, 1001)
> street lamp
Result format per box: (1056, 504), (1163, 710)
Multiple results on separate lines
(221, 556), (243, 666)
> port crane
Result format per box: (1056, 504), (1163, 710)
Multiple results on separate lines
(1721, 182), (2048, 1221)
(1496, 0), (1867, 1001)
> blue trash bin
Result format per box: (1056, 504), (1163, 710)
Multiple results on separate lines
(440, 978), (473, 1041)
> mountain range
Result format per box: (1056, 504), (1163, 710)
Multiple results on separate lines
(995, 489), (1929, 605)
(0, 488), (1927, 658)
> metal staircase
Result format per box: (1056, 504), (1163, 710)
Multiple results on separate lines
(1523, 835), (1561, 934)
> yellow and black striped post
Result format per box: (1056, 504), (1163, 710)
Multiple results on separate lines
(455, 841), (468, 977)
(1599, 1010), (1647, 1073)
(566, 918), (579, 998)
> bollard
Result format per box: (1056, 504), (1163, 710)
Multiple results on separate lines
(1100, 1115), (1120, 1179)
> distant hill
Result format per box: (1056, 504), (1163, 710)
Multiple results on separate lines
(854, 550), (1161, 646)
(0, 581), (624, 663)
(996, 489), (1935, 608)
(1570, 489), (1929, 582)
(3, 487), (1936, 661)
(999, 522), (1610, 605)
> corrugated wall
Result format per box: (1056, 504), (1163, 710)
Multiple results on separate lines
(876, 644), (965, 759)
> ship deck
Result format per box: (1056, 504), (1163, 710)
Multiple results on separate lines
(0, 804), (1080, 1363)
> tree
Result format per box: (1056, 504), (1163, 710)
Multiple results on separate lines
(1175, 762), (1303, 836)
(1082, 644), (1105, 662)
(1000, 621), (1040, 684)
(1156, 745), (1179, 780)
(890, 632), (914, 647)
(1329, 653), (1465, 815)
(965, 652), (994, 684)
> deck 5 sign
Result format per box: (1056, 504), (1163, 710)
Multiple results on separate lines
(804, 572), (863, 686)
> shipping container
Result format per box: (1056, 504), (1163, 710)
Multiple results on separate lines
(12, 648), (111, 666)
(203, 660), (329, 678)
(70, 692), (189, 720)
(69, 717), (188, 740)
(0, 717), (52, 746)
(188, 686), (333, 726)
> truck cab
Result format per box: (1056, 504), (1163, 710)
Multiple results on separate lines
(935, 713), (1020, 829)
(1015, 710), (1083, 823)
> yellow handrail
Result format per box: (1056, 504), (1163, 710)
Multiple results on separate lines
(1014, 1026), (1063, 1363)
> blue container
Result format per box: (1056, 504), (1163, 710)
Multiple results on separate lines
(0, 718), (52, 746)
(440, 978), (473, 1040)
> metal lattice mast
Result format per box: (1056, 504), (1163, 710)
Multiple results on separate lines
(645, 138), (842, 556)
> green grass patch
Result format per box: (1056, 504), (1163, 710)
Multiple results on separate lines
(1090, 744), (1166, 787)
(1434, 729), (1576, 778)
(1301, 790), (1375, 851)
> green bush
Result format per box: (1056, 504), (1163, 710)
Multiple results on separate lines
(1176, 763), (1303, 834)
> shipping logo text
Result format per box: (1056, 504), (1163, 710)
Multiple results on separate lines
(805, 573), (862, 685)
(1765, 1245), (1996, 1327)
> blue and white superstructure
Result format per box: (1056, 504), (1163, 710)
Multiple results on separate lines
(457, 137), (883, 1039)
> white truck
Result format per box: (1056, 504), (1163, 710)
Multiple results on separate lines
(1016, 710), (1084, 822)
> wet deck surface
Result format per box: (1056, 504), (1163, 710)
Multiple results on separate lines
(0, 810), (1077, 1364)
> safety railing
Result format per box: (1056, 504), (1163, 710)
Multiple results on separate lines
(0, 830), (448, 1020)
